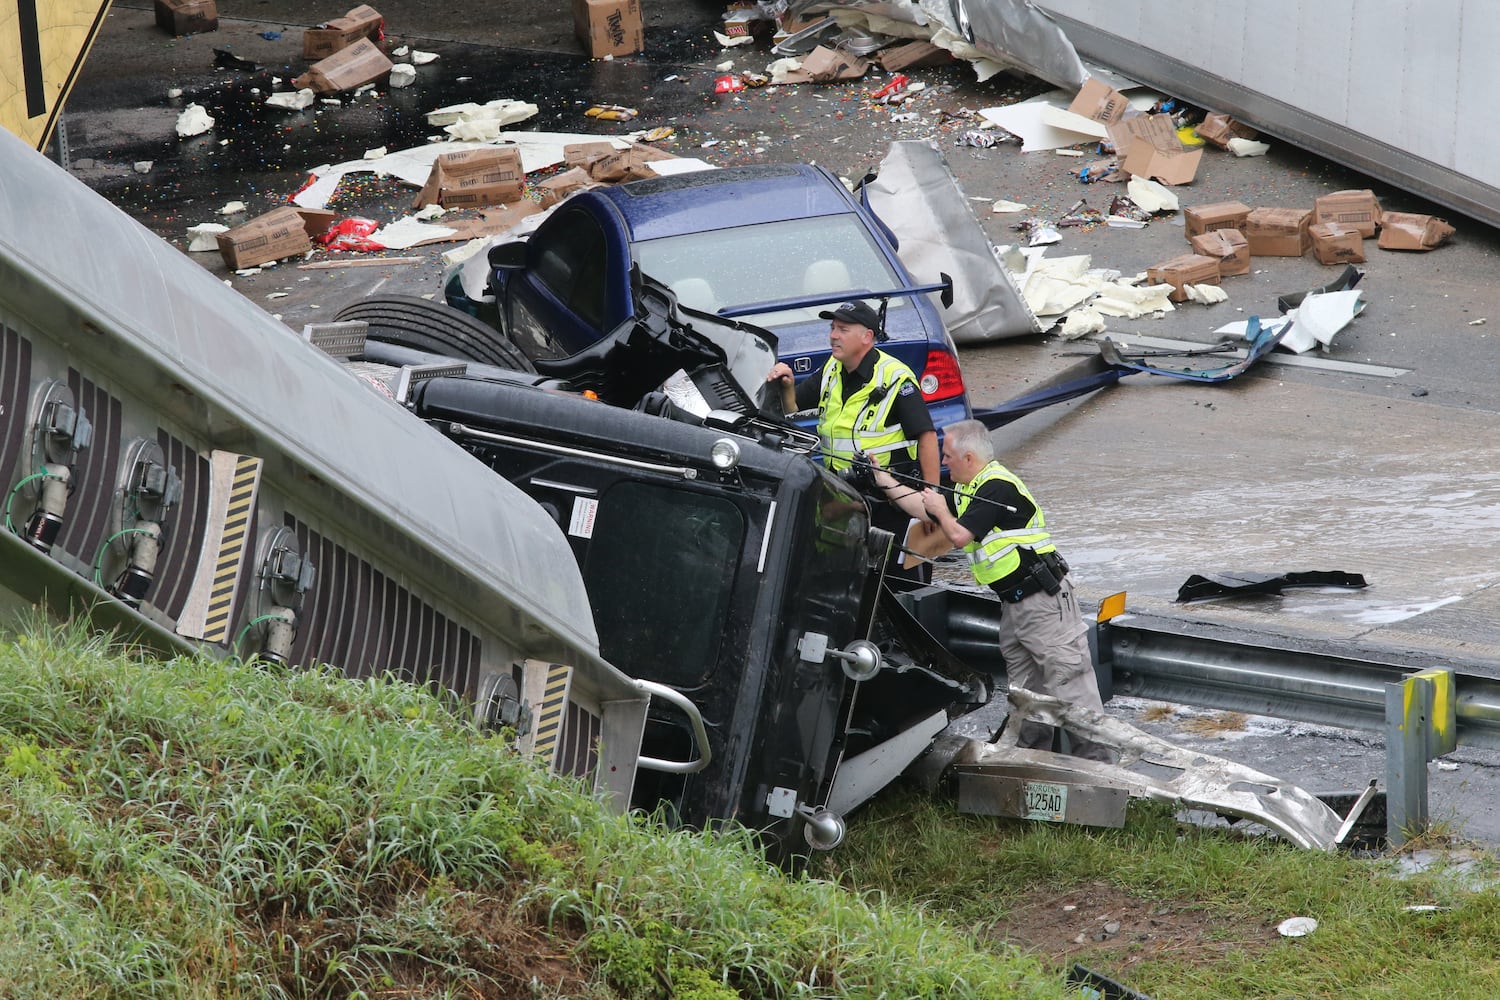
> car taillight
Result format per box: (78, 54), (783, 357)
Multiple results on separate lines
(918, 349), (965, 402)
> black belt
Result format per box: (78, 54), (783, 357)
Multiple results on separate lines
(995, 552), (1068, 603)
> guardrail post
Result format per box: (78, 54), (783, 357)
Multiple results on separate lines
(1384, 669), (1456, 848)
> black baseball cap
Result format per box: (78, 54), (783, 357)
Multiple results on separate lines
(818, 300), (881, 332)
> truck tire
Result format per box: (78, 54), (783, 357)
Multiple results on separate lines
(333, 295), (536, 372)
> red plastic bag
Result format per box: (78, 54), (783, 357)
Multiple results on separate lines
(316, 217), (385, 252)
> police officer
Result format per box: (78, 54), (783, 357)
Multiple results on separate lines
(874, 419), (1113, 762)
(766, 299), (939, 579)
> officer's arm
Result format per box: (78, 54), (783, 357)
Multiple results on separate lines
(915, 430), (939, 486)
(871, 467), (929, 521)
(766, 362), (798, 413)
(922, 489), (974, 547)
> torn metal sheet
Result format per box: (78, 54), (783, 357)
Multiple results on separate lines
(918, 0), (1086, 88)
(1280, 290), (1366, 354)
(1097, 314), (1290, 382)
(1176, 571), (1369, 604)
(863, 141), (1042, 342)
(971, 354), (1129, 430)
(953, 688), (1350, 851)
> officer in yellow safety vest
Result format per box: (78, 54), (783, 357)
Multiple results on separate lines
(871, 418), (1114, 762)
(766, 299), (939, 580)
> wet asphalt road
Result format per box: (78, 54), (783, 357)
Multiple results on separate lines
(53, 1), (1500, 845)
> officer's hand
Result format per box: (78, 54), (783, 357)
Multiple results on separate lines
(920, 488), (946, 517)
(766, 362), (793, 383)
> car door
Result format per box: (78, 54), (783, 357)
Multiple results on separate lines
(504, 199), (634, 358)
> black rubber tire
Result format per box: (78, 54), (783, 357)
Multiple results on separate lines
(333, 295), (536, 372)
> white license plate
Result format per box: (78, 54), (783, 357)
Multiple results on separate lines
(1023, 780), (1067, 822)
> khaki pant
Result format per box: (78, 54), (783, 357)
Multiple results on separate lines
(996, 576), (1113, 762)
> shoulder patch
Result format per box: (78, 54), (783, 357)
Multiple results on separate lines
(897, 382), (917, 396)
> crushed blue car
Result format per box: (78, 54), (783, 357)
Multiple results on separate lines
(443, 162), (973, 433)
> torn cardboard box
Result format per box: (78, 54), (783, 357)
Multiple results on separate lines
(535, 167), (598, 208)
(1108, 114), (1202, 185)
(155, 0), (217, 35)
(1309, 222), (1366, 265)
(293, 38), (392, 94)
(414, 146), (525, 209)
(573, 0), (644, 58)
(1245, 207), (1312, 257)
(1195, 112), (1258, 149)
(1183, 200), (1251, 239)
(566, 142), (679, 183)
(877, 40), (950, 72)
(776, 45), (870, 83)
(1146, 253), (1221, 302)
(1377, 212), (1455, 251)
(1189, 228), (1250, 276)
(303, 4), (384, 60)
(1067, 77), (1129, 125)
(216, 207), (335, 269)
(1313, 189), (1382, 237)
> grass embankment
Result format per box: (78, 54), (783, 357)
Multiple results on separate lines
(0, 623), (1065, 999)
(5, 622), (1500, 999)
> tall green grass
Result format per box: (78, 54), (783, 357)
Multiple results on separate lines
(0, 621), (1066, 998)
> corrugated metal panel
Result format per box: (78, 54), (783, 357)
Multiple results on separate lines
(1034, 0), (1500, 227)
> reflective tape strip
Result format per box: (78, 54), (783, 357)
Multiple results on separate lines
(531, 663), (572, 770)
(201, 455), (261, 643)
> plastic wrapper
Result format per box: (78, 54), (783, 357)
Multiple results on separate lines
(315, 217), (385, 252)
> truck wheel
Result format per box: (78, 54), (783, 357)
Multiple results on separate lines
(333, 295), (536, 372)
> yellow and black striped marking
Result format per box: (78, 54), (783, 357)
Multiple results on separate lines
(201, 455), (261, 643)
(532, 663), (572, 770)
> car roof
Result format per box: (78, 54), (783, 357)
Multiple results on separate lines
(594, 164), (859, 242)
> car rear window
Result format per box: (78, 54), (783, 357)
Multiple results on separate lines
(634, 216), (907, 326)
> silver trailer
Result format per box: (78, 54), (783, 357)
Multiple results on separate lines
(1032, 0), (1500, 228)
(0, 125), (665, 809)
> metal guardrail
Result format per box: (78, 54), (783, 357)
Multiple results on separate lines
(1097, 612), (1500, 846)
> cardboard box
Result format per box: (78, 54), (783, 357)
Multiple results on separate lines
(1067, 77), (1129, 125)
(1245, 207), (1312, 257)
(413, 146), (525, 209)
(1195, 112), (1258, 149)
(1146, 253), (1221, 302)
(293, 38), (392, 94)
(876, 40), (950, 72)
(1183, 200), (1251, 239)
(303, 5), (384, 60)
(1309, 223), (1366, 265)
(573, 0), (644, 58)
(155, 0), (218, 35)
(535, 167), (598, 208)
(1377, 212), (1455, 251)
(566, 142), (679, 183)
(1107, 114), (1202, 185)
(1189, 228), (1251, 276)
(216, 207), (335, 269)
(1313, 189), (1382, 238)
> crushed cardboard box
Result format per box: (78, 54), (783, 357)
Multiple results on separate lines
(573, 0), (644, 58)
(1309, 222), (1366, 265)
(1313, 189), (1382, 237)
(413, 146), (525, 209)
(1183, 200), (1251, 239)
(1146, 253), (1221, 302)
(536, 167), (598, 208)
(217, 207), (335, 269)
(877, 40), (950, 72)
(1189, 228), (1250, 276)
(1245, 207), (1312, 257)
(1377, 212), (1455, 251)
(1067, 78), (1129, 125)
(303, 4), (384, 60)
(776, 45), (870, 84)
(565, 142), (679, 182)
(1108, 114), (1202, 185)
(293, 38), (392, 94)
(1195, 112), (1258, 149)
(155, 0), (217, 35)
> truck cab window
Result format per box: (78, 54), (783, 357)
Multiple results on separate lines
(582, 483), (745, 687)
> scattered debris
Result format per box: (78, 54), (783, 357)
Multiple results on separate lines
(1227, 137), (1270, 157)
(585, 104), (638, 121)
(174, 103), (215, 137)
(265, 88), (316, 111)
(212, 48), (257, 72)
(1378, 212), (1455, 251)
(1175, 571), (1368, 603)
(185, 222), (229, 251)
(1277, 917), (1318, 938)
(388, 64), (417, 88)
